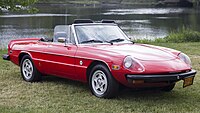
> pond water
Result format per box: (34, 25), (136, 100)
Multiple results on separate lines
(0, 4), (200, 48)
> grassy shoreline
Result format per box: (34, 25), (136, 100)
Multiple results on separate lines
(0, 42), (200, 113)
(134, 27), (200, 44)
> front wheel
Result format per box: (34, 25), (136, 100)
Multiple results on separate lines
(89, 64), (119, 98)
(20, 55), (41, 82)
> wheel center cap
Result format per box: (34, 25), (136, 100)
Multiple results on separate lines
(97, 78), (102, 86)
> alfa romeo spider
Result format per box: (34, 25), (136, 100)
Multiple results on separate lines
(2, 19), (197, 98)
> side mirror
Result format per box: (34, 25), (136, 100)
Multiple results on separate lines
(57, 37), (66, 43)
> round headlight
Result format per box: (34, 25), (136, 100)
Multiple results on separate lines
(178, 53), (192, 66)
(123, 56), (133, 68)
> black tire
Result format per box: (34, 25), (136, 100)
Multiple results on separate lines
(20, 55), (41, 82)
(161, 83), (175, 92)
(89, 64), (119, 98)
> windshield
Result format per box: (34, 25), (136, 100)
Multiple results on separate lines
(75, 25), (131, 44)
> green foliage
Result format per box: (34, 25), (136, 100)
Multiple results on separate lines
(0, 0), (38, 13)
(165, 27), (200, 43)
(134, 27), (200, 43)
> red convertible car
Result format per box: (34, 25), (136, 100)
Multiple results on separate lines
(2, 19), (197, 98)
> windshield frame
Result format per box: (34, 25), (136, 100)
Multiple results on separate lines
(72, 23), (131, 45)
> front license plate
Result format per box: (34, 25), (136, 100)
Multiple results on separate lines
(183, 76), (194, 88)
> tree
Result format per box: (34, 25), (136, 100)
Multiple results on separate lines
(0, 0), (38, 13)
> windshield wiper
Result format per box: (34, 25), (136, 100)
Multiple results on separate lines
(108, 38), (125, 43)
(81, 39), (103, 44)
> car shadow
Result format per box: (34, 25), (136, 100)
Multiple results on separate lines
(116, 86), (193, 102)
(41, 75), (89, 90)
(41, 76), (186, 100)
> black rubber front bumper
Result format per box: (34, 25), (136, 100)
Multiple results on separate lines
(2, 54), (10, 60)
(126, 70), (197, 82)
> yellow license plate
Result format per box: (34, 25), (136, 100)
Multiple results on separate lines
(183, 76), (194, 88)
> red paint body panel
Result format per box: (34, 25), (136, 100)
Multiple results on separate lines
(7, 38), (192, 87)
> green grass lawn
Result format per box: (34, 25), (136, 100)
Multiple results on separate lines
(0, 42), (200, 113)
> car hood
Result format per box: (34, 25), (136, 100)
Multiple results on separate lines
(89, 43), (177, 61)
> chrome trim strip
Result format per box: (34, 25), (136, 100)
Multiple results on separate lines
(33, 58), (87, 68)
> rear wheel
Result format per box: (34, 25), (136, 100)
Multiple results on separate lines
(89, 64), (119, 98)
(161, 83), (175, 92)
(20, 55), (41, 82)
